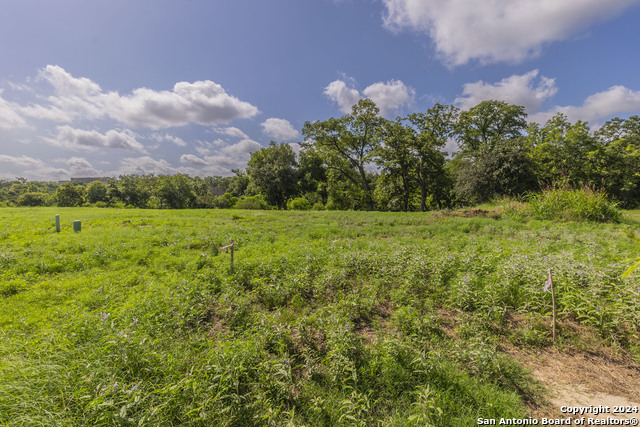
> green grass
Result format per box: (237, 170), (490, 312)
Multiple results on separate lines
(1, 207), (639, 425)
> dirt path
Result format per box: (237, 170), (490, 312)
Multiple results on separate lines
(513, 348), (640, 420)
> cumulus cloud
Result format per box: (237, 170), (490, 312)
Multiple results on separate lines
(110, 81), (259, 129)
(46, 126), (146, 153)
(455, 70), (557, 112)
(0, 154), (68, 180)
(117, 156), (186, 175)
(0, 91), (27, 129)
(216, 127), (250, 140)
(382, 0), (638, 66)
(151, 133), (188, 147)
(324, 80), (362, 114)
(363, 80), (415, 117)
(531, 85), (640, 124)
(261, 118), (300, 141)
(180, 154), (208, 166)
(22, 65), (259, 129)
(66, 157), (100, 176)
(455, 71), (640, 125)
(178, 137), (263, 176)
(220, 139), (263, 157)
(324, 78), (414, 117)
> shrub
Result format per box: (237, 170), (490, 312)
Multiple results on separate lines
(16, 192), (49, 207)
(527, 187), (621, 222)
(287, 197), (312, 211)
(234, 195), (271, 210)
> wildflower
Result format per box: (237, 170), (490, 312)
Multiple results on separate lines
(595, 306), (601, 310)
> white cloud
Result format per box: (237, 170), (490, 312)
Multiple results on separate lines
(324, 80), (362, 113)
(455, 70), (557, 112)
(288, 142), (301, 156)
(220, 139), (263, 157)
(324, 78), (414, 117)
(40, 65), (102, 97)
(0, 154), (68, 180)
(0, 91), (27, 129)
(22, 65), (259, 129)
(151, 133), (188, 147)
(362, 80), (415, 117)
(531, 85), (640, 124)
(382, 0), (638, 66)
(46, 126), (146, 153)
(455, 72), (640, 125)
(216, 127), (250, 140)
(180, 154), (208, 166)
(117, 156), (190, 175)
(66, 157), (100, 176)
(261, 118), (300, 141)
(177, 138), (263, 176)
(110, 81), (259, 129)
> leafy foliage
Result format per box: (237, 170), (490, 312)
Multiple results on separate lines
(1, 208), (638, 425)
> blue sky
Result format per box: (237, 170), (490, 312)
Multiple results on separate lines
(1, 0), (640, 180)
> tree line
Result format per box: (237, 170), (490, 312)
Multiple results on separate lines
(2, 99), (640, 210)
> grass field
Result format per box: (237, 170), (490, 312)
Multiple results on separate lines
(1, 207), (639, 426)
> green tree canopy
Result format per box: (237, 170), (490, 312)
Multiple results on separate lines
(86, 181), (108, 204)
(55, 183), (85, 207)
(303, 98), (382, 211)
(455, 100), (527, 153)
(246, 142), (299, 210)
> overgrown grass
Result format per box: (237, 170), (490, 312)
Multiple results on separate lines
(0, 207), (638, 425)
(505, 187), (622, 222)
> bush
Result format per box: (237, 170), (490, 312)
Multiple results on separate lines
(527, 187), (621, 222)
(234, 195), (271, 210)
(16, 192), (49, 207)
(287, 197), (312, 210)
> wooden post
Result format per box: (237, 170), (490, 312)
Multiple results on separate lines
(55, 215), (60, 232)
(549, 269), (556, 344)
(220, 239), (235, 272)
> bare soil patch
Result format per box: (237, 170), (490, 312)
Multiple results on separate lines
(510, 347), (640, 419)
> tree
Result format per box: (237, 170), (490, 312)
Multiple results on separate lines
(375, 118), (417, 211)
(55, 183), (85, 207)
(246, 142), (299, 209)
(590, 115), (640, 207)
(455, 100), (527, 153)
(117, 175), (152, 208)
(454, 137), (538, 204)
(409, 103), (458, 210)
(529, 113), (598, 186)
(303, 98), (382, 210)
(17, 192), (49, 207)
(453, 101), (534, 203)
(86, 181), (108, 204)
(157, 175), (196, 209)
(298, 148), (328, 205)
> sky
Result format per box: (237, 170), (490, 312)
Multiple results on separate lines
(1, 0), (640, 181)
